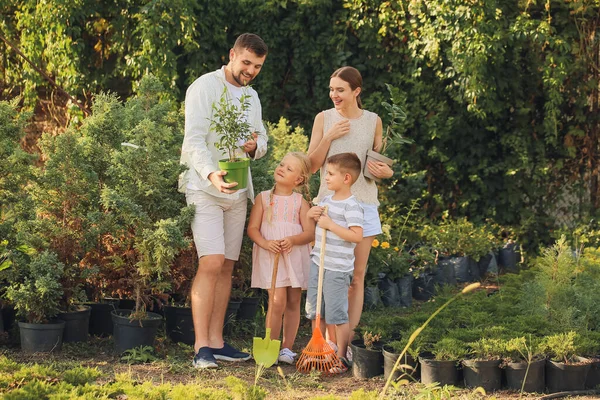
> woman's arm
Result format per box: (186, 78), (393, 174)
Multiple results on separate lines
(367, 116), (394, 179)
(247, 195), (281, 253)
(307, 112), (351, 174)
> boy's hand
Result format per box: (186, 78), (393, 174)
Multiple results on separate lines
(280, 237), (294, 253)
(307, 205), (324, 221)
(263, 240), (282, 254)
(317, 214), (334, 230)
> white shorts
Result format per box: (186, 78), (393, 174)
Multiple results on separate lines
(186, 190), (247, 260)
(361, 203), (382, 237)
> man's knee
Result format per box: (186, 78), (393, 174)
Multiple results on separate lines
(197, 255), (225, 277)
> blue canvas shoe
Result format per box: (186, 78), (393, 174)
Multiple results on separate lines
(193, 347), (218, 369)
(211, 342), (252, 362)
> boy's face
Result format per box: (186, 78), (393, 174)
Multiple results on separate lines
(325, 164), (348, 191)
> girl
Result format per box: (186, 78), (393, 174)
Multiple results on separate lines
(248, 152), (314, 365)
(307, 66), (394, 361)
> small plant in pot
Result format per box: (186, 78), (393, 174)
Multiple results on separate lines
(210, 87), (255, 189)
(463, 338), (504, 391)
(384, 337), (420, 382)
(351, 331), (385, 379)
(364, 84), (412, 182)
(542, 331), (591, 393)
(419, 337), (468, 387)
(503, 336), (546, 393)
(4, 250), (67, 352)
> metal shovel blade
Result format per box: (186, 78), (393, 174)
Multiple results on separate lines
(253, 328), (281, 368)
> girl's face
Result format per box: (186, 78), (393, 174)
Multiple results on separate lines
(274, 155), (304, 187)
(329, 77), (360, 110)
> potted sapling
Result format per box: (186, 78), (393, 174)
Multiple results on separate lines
(210, 87), (255, 189)
(503, 336), (546, 393)
(419, 337), (468, 386)
(543, 331), (591, 393)
(351, 331), (385, 379)
(463, 338), (504, 391)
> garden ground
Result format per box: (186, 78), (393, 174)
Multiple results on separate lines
(0, 316), (595, 400)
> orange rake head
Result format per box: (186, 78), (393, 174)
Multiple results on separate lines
(295, 318), (341, 375)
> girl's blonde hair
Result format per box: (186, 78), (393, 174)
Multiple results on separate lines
(267, 152), (312, 224)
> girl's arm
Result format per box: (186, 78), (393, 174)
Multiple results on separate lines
(307, 112), (351, 174)
(247, 194), (281, 253)
(280, 199), (316, 252)
(367, 116), (394, 179)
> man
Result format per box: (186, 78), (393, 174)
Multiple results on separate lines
(180, 33), (268, 369)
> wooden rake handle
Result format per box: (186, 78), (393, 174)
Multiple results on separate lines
(265, 252), (280, 330)
(315, 206), (328, 319)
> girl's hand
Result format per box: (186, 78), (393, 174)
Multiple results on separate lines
(280, 237), (294, 253)
(367, 160), (394, 179)
(263, 240), (282, 253)
(307, 205), (324, 221)
(325, 120), (350, 141)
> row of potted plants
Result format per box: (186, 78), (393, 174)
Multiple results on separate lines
(353, 236), (600, 393)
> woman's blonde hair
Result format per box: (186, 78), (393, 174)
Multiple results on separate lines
(267, 152), (312, 224)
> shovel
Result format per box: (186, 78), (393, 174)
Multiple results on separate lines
(253, 252), (281, 367)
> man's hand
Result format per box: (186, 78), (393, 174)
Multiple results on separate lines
(242, 132), (258, 157)
(208, 170), (239, 193)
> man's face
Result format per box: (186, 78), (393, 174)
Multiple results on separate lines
(228, 48), (266, 87)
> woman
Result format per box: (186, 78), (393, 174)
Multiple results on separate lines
(307, 66), (393, 361)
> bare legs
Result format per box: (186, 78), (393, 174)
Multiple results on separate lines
(191, 254), (234, 352)
(267, 287), (302, 350)
(347, 235), (376, 344)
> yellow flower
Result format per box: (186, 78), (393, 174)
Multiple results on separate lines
(394, 247), (399, 252)
(372, 239), (380, 248)
(381, 242), (390, 249)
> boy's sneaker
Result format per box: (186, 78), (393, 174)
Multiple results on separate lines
(329, 357), (351, 374)
(211, 342), (252, 362)
(326, 339), (338, 353)
(278, 348), (297, 365)
(193, 347), (218, 369)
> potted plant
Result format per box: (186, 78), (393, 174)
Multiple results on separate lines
(350, 331), (385, 379)
(463, 338), (504, 391)
(4, 251), (66, 352)
(364, 84), (412, 181)
(383, 337), (420, 382)
(210, 87), (255, 189)
(503, 336), (546, 393)
(419, 337), (468, 386)
(542, 331), (591, 393)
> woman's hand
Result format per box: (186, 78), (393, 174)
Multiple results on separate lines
(325, 120), (351, 141)
(367, 160), (394, 179)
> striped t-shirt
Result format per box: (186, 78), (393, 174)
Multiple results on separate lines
(311, 195), (364, 273)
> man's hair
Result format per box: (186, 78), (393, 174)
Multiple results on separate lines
(327, 152), (362, 184)
(233, 33), (268, 57)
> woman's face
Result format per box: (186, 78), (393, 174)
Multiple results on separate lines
(329, 77), (360, 110)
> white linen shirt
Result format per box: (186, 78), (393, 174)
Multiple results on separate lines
(179, 67), (268, 202)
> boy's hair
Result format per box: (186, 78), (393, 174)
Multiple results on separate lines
(327, 152), (361, 184)
(233, 33), (268, 57)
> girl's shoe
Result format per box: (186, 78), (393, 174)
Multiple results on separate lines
(278, 348), (297, 365)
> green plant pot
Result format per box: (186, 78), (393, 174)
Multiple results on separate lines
(218, 158), (250, 190)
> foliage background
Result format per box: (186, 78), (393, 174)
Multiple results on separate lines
(2, 0), (600, 248)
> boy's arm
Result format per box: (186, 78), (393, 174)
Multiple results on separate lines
(317, 215), (363, 243)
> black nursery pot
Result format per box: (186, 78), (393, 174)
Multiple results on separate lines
(164, 305), (194, 345)
(111, 309), (162, 353)
(86, 299), (119, 336)
(383, 345), (419, 381)
(57, 305), (91, 343)
(545, 358), (591, 393)
(419, 357), (459, 386)
(395, 274), (413, 308)
(504, 358), (546, 393)
(412, 273), (436, 301)
(379, 276), (401, 308)
(237, 296), (261, 321)
(585, 357), (600, 389)
(462, 359), (502, 392)
(18, 320), (65, 352)
(350, 339), (384, 379)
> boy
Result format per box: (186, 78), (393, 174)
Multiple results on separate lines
(306, 152), (364, 373)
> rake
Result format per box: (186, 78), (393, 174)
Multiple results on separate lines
(296, 207), (342, 375)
